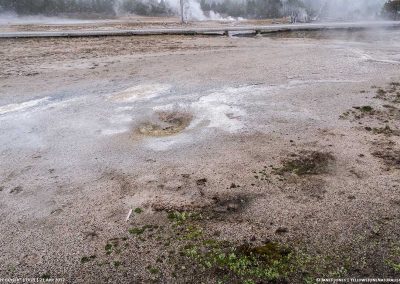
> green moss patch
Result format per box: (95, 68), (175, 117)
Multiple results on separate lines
(167, 211), (202, 225)
(183, 240), (293, 282)
(353, 105), (374, 113)
(134, 207), (143, 214)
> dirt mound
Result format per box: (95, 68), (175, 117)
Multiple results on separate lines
(275, 151), (335, 176)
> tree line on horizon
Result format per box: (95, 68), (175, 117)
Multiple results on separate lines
(0, 0), (116, 15)
(0, 0), (398, 20)
(0, 0), (312, 18)
(201, 0), (303, 19)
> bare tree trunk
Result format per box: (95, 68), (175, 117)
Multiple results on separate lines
(180, 0), (185, 24)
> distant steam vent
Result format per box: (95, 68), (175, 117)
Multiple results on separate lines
(0, 0), (394, 21)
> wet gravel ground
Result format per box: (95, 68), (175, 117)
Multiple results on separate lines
(0, 27), (400, 283)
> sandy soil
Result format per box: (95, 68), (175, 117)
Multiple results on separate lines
(0, 28), (400, 283)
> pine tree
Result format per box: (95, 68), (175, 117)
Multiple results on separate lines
(383, 0), (400, 19)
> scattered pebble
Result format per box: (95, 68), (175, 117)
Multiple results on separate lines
(275, 227), (289, 235)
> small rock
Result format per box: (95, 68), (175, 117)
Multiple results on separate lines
(196, 178), (207, 186)
(230, 183), (238, 189)
(227, 203), (239, 211)
(275, 227), (289, 234)
(10, 186), (23, 194)
(214, 206), (227, 213)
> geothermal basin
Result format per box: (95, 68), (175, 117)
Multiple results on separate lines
(0, 22), (400, 282)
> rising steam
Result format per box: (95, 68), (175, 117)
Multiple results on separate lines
(0, 0), (392, 21)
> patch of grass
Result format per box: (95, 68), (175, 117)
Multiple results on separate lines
(360, 106), (373, 112)
(41, 274), (51, 280)
(147, 266), (159, 275)
(107, 209), (359, 282)
(105, 243), (113, 255)
(167, 211), (201, 225)
(104, 239), (124, 255)
(134, 207), (143, 214)
(385, 244), (400, 272)
(387, 261), (400, 272)
(183, 225), (203, 240)
(183, 241), (294, 282)
(129, 225), (157, 236)
(129, 227), (146, 235)
(81, 255), (96, 264)
(353, 105), (374, 113)
(275, 151), (335, 176)
(113, 261), (121, 268)
(239, 242), (291, 263)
